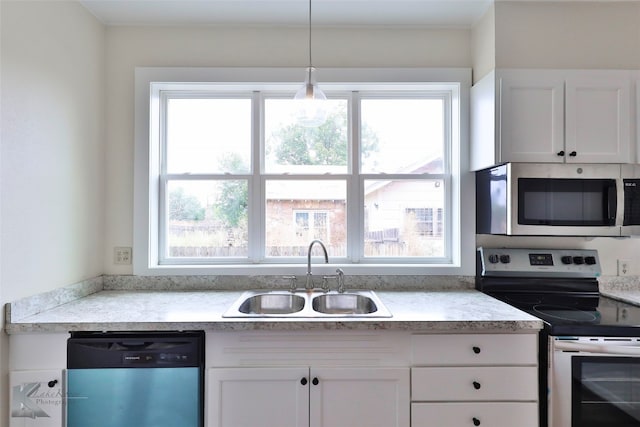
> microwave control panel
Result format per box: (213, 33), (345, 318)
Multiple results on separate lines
(623, 179), (640, 225)
(478, 247), (601, 278)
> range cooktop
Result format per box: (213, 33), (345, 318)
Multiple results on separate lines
(476, 247), (640, 336)
(493, 291), (640, 336)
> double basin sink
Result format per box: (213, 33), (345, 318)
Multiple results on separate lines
(223, 290), (392, 318)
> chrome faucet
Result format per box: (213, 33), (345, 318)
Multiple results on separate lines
(306, 239), (329, 290)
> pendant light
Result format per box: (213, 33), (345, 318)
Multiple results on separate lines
(294, 0), (328, 127)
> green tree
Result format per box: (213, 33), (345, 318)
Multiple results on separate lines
(215, 153), (248, 228)
(169, 187), (205, 221)
(269, 104), (379, 165)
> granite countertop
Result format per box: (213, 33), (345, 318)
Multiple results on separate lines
(599, 276), (640, 305)
(5, 288), (542, 333)
(601, 289), (640, 306)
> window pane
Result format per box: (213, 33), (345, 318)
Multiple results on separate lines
(265, 180), (346, 257)
(364, 179), (444, 257)
(361, 99), (444, 174)
(166, 98), (251, 174)
(166, 180), (248, 258)
(264, 99), (349, 174)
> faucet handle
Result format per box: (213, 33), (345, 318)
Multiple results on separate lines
(283, 275), (297, 293)
(336, 268), (345, 293)
(321, 276), (332, 292)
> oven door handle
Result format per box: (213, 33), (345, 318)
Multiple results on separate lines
(555, 341), (640, 355)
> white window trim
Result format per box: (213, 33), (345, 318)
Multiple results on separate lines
(134, 67), (475, 276)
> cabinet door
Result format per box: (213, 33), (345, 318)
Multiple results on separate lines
(500, 73), (565, 163)
(208, 367), (309, 427)
(10, 370), (64, 427)
(309, 367), (410, 427)
(565, 74), (631, 163)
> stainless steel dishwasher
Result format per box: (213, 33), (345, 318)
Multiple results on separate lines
(66, 331), (204, 427)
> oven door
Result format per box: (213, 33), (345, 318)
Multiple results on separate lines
(550, 338), (640, 427)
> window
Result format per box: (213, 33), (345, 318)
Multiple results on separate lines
(134, 68), (473, 275)
(406, 208), (444, 237)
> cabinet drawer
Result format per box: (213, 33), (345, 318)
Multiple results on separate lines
(411, 367), (537, 401)
(411, 334), (537, 366)
(412, 402), (538, 427)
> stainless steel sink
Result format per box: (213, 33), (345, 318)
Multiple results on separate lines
(238, 293), (305, 315)
(312, 293), (378, 315)
(223, 290), (392, 318)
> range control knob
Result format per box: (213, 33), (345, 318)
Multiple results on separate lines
(488, 254), (499, 264)
(561, 256), (573, 265)
(573, 256), (585, 265)
(585, 256), (597, 265)
(499, 254), (511, 264)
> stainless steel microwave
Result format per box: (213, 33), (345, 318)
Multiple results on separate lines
(476, 163), (640, 236)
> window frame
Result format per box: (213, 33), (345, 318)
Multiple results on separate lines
(134, 67), (474, 276)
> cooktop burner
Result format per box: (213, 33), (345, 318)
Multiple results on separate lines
(512, 295), (640, 335)
(531, 304), (600, 323)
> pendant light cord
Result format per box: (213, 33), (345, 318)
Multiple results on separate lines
(308, 0), (313, 80)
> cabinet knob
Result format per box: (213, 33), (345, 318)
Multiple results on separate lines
(47, 379), (58, 388)
(472, 381), (481, 390)
(569, 151), (577, 157)
(301, 378), (308, 386)
(472, 346), (481, 354)
(557, 150), (565, 156)
(312, 377), (319, 386)
(473, 417), (481, 426)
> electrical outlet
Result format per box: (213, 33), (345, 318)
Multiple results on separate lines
(618, 259), (631, 276)
(114, 247), (132, 265)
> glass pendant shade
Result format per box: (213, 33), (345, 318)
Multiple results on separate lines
(294, 67), (328, 127)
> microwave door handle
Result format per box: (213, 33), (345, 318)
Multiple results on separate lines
(606, 182), (617, 225)
(555, 341), (640, 355)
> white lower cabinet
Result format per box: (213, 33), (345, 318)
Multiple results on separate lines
(412, 402), (538, 427)
(208, 366), (410, 427)
(208, 367), (309, 427)
(411, 366), (538, 401)
(9, 370), (64, 427)
(411, 334), (538, 427)
(309, 367), (410, 427)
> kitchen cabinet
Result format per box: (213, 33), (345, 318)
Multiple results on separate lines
(206, 330), (413, 427)
(410, 333), (538, 427)
(208, 367), (308, 427)
(9, 329), (539, 427)
(208, 366), (409, 427)
(8, 333), (67, 427)
(9, 370), (64, 427)
(471, 69), (633, 170)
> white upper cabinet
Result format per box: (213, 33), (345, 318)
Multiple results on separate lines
(471, 69), (634, 170)
(565, 73), (632, 163)
(500, 72), (565, 163)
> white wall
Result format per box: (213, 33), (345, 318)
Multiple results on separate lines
(471, 2), (495, 83)
(104, 25), (472, 274)
(495, 1), (640, 69)
(0, 2), (105, 425)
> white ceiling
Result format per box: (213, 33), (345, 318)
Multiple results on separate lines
(77, 0), (495, 28)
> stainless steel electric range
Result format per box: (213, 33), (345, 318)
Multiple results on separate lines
(476, 247), (640, 427)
